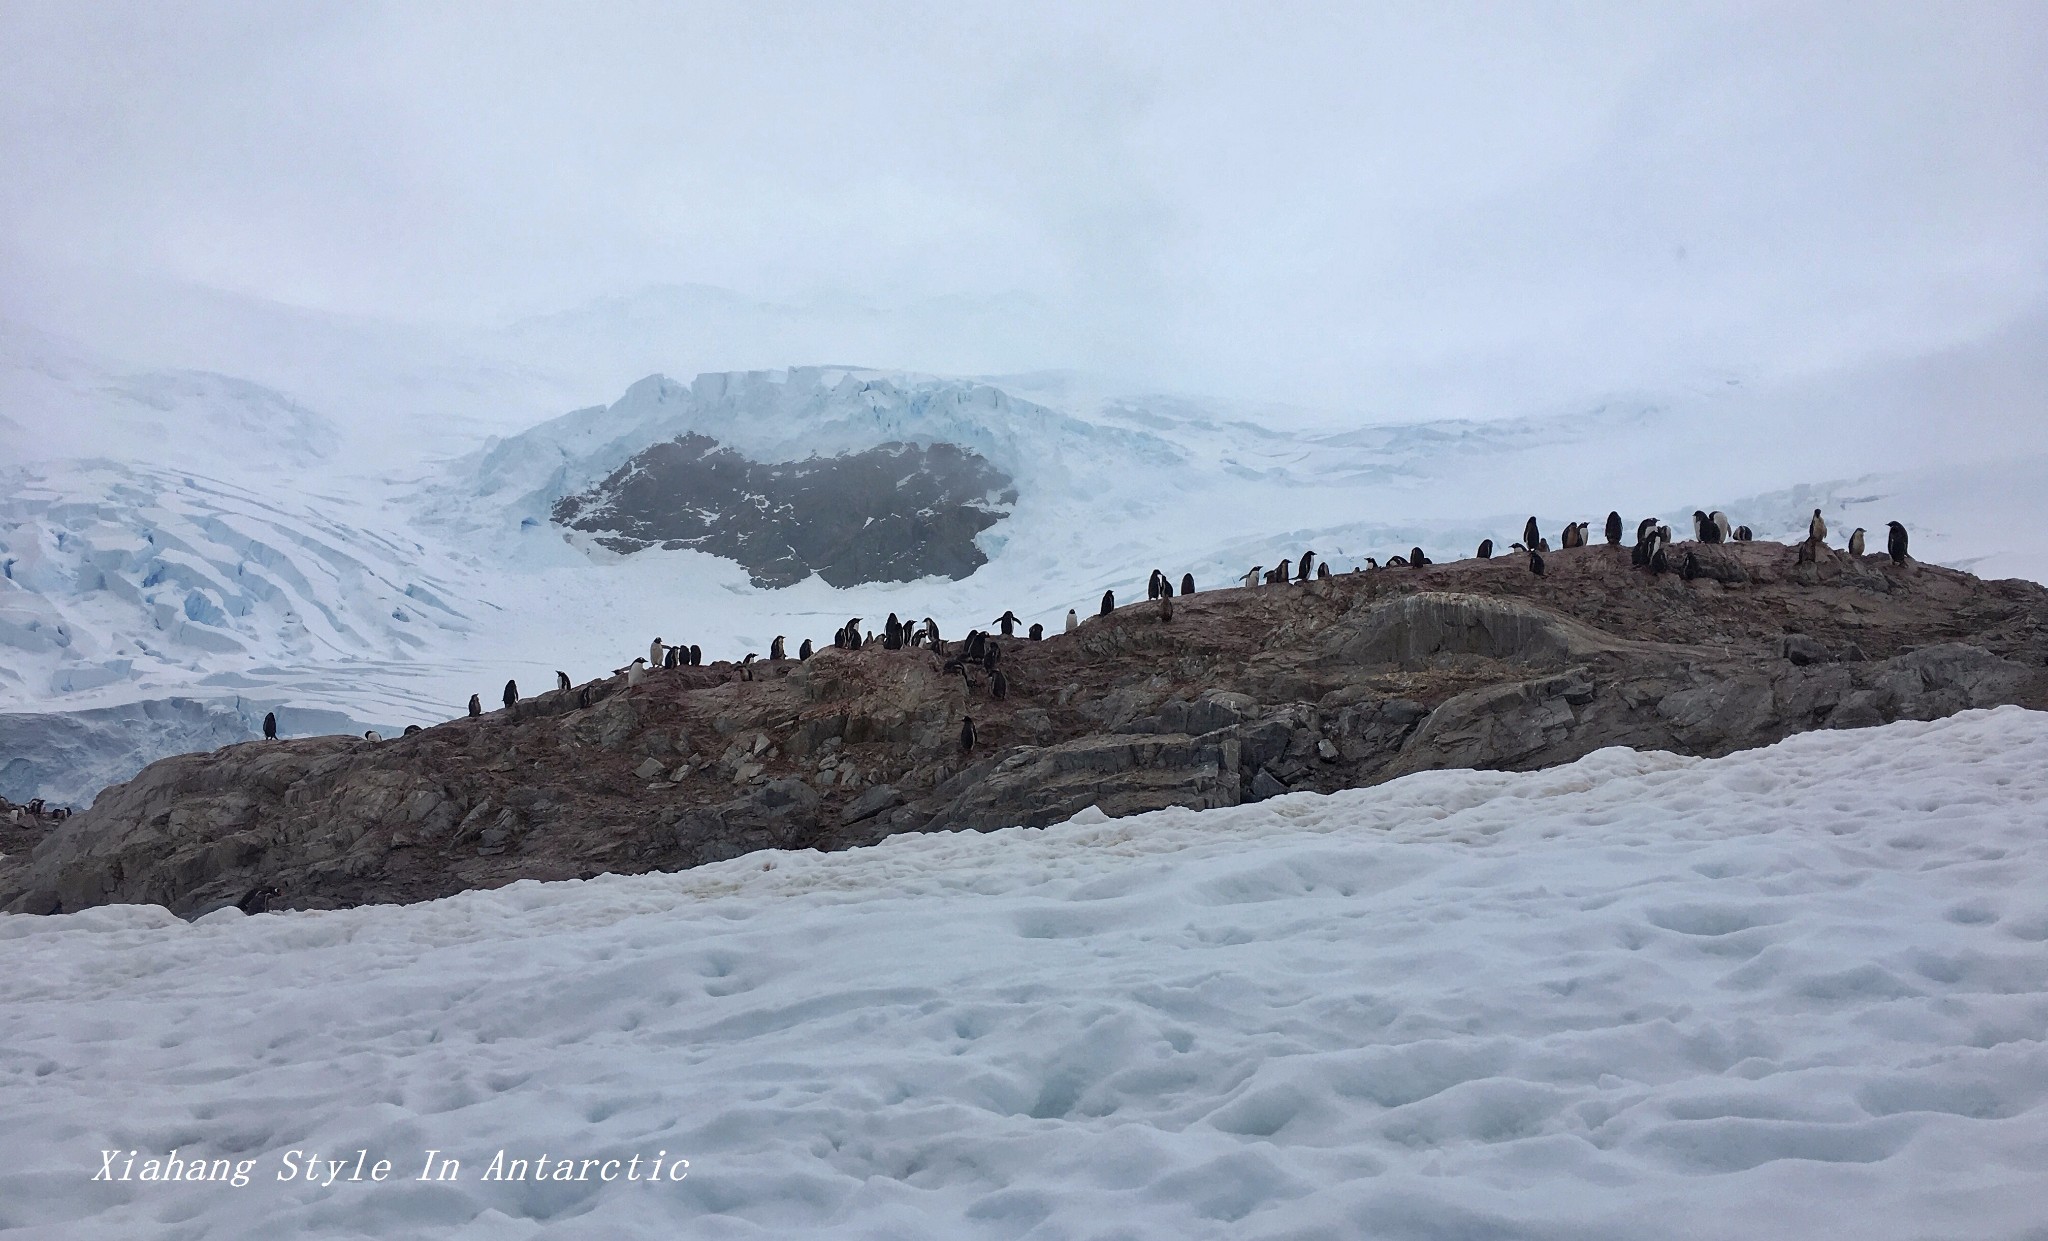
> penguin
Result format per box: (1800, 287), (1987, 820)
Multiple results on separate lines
(1809, 509), (1827, 544)
(649, 637), (664, 667)
(847, 625), (864, 652)
(994, 610), (1021, 637)
(467, 695), (481, 719)
(1273, 558), (1292, 583)
(991, 669), (1009, 699)
(1160, 594), (1174, 622)
(1477, 539), (1493, 559)
(1656, 524), (1672, 545)
(1181, 573), (1195, 596)
(263, 710), (279, 739)
(1637, 517), (1660, 545)
(1298, 551), (1315, 581)
(626, 658), (646, 687)
(1066, 609), (1079, 633)
(556, 670), (571, 692)
(794, 638), (811, 661)
(1693, 510), (1712, 542)
(1388, 555), (1409, 567)
(1525, 549), (1544, 577)
(689, 644), (702, 666)
(1522, 516), (1540, 548)
(741, 653), (757, 681)
(1631, 538), (1649, 567)
(235, 885), (282, 914)
(1734, 526), (1753, 542)
(1030, 622), (1044, 640)
(1847, 528), (1866, 557)
(1711, 511), (1732, 543)
(959, 716), (977, 753)
(1886, 521), (1909, 564)
(983, 639), (1001, 670)
(771, 636), (787, 660)
(577, 685), (593, 708)
(1680, 551), (1699, 581)
(1100, 589), (1115, 616)
(1316, 562), (1331, 579)
(965, 630), (987, 661)
(885, 614), (903, 650)
(923, 618), (941, 647)
(1409, 546), (1429, 567)
(665, 647), (678, 668)
(1649, 547), (1668, 576)
(364, 730), (383, 742)
(403, 724), (422, 735)
(833, 626), (847, 650)
(1363, 557), (1380, 571)
(1537, 538), (1551, 552)
(502, 679), (519, 715)
(1147, 570), (1164, 600)
(1605, 511), (1623, 545)
(1241, 566), (1263, 589)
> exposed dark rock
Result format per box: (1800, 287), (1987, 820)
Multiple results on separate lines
(551, 433), (1015, 588)
(7, 540), (2047, 917)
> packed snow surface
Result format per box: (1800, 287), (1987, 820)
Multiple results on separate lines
(5, 710), (2047, 1238)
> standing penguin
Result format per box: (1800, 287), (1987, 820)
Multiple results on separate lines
(626, 658), (648, 686)
(1409, 546), (1429, 567)
(689, 644), (702, 666)
(1528, 549), (1545, 577)
(263, 710), (279, 739)
(994, 610), (1021, 637)
(1605, 511), (1623, 545)
(1273, 558), (1292, 583)
(1160, 594), (1174, 623)
(922, 618), (941, 647)
(799, 638), (813, 660)
(1316, 562), (1331, 579)
(1065, 609), (1079, 633)
(1734, 526), (1753, 542)
(1476, 539), (1493, 559)
(1100, 590), (1115, 616)
(1711, 512), (1732, 543)
(1297, 551), (1315, 581)
(1181, 572), (1195, 596)
(1241, 566), (1263, 588)
(1029, 622), (1044, 640)
(885, 615), (903, 650)
(1681, 551), (1699, 581)
(1147, 570), (1164, 600)
(1847, 528), (1866, 557)
(991, 669), (1008, 699)
(467, 695), (481, 718)
(1693, 511), (1713, 542)
(649, 637), (665, 667)
(1886, 521), (1909, 563)
(502, 680), (519, 713)
(556, 670), (571, 692)
(959, 716), (977, 753)
(1809, 509), (1828, 544)
(770, 635), (787, 660)
(1523, 516), (1541, 548)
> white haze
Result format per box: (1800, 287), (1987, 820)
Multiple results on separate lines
(1, 1), (2045, 422)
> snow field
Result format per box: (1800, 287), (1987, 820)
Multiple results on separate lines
(3, 711), (2048, 1238)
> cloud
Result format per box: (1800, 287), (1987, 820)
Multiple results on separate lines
(1, 1), (2043, 415)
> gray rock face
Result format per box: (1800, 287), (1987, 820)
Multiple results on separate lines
(7, 541), (2046, 917)
(551, 433), (1015, 588)
(922, 731), (1241, 832)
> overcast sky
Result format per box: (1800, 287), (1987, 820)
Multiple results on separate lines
(2, 1), (2045, 413)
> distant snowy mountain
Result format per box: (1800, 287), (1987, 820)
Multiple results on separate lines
(1, 274), (2043, 806)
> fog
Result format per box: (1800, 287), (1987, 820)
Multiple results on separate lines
(2, 1), (2045, 424)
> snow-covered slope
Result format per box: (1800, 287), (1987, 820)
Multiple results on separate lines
(5, 710), (2046, 1238)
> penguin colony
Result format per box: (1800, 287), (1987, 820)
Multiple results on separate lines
(234, 510), (1910, 746)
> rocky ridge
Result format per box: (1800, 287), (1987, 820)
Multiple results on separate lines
(6, 539), (2045, 916)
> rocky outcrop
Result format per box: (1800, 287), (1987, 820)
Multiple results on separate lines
(6, 540), (2046, 916)
(551, 434), (1015, 587)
